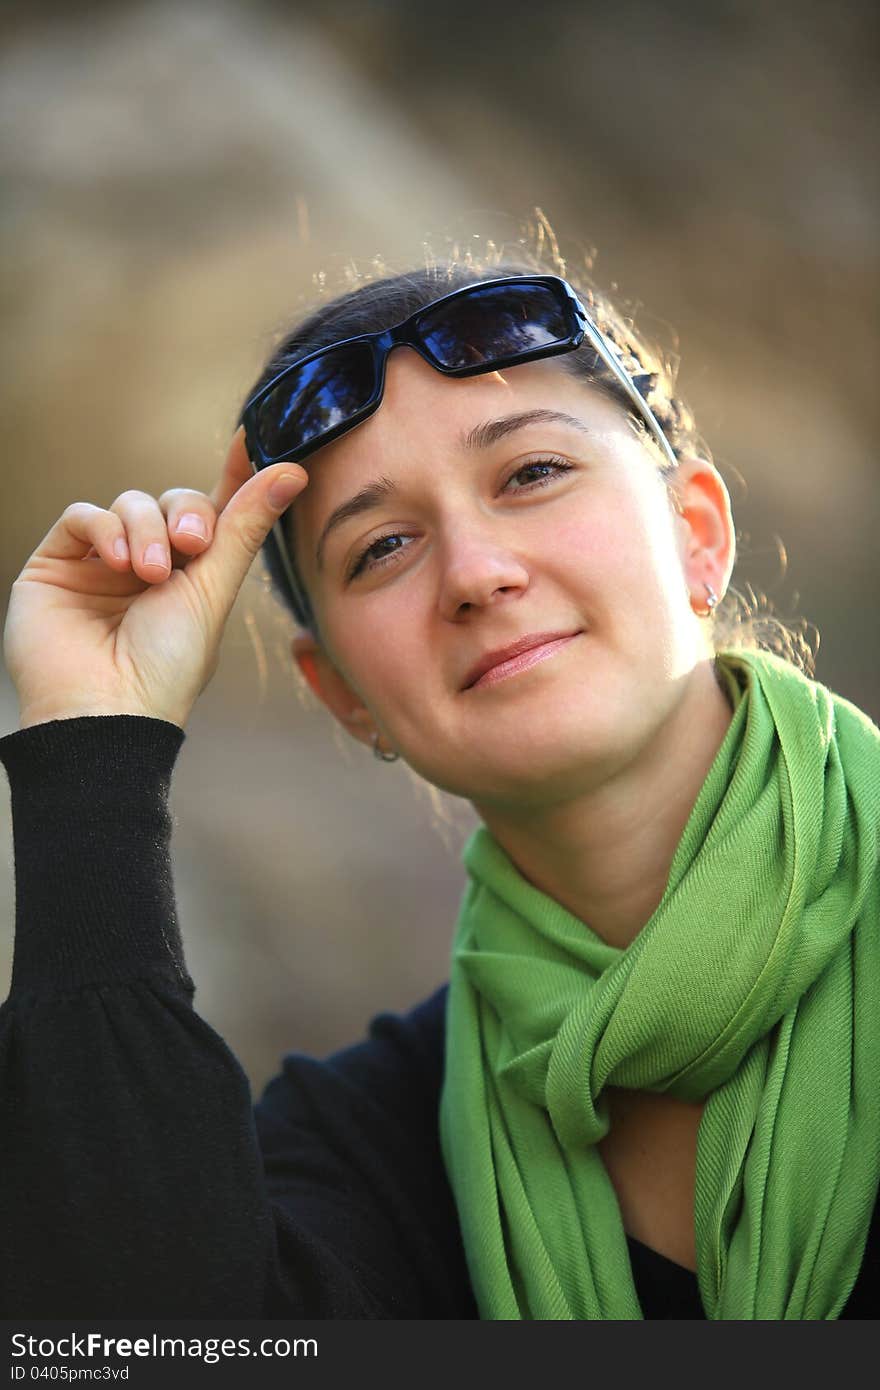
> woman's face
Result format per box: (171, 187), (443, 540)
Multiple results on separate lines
(291, 347), (731, 807)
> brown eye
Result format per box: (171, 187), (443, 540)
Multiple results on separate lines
(504, 457), (574, 491)
(348, 532), (413, 581)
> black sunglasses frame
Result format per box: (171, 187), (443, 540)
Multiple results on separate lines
(243, 275), (597, 468)
(241, 274), (678, 626)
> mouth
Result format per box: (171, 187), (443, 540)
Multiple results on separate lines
(461, 630), (583, 691)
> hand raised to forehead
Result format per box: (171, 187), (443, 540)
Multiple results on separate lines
(3, 429), (307, 732)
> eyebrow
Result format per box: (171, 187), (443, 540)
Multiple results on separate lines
(459, 408), (593, 452)
(314, 408), (592, 569)
(316, 476), (399, 571)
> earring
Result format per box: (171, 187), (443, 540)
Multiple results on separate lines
(696, 582), (720, 616)
(372, 731), (400, 763)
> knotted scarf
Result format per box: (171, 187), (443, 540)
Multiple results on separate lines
(438, 648), (880, 1319)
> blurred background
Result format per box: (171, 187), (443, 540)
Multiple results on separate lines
(1, 0), (877, 1095)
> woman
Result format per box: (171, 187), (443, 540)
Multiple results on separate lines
(1, 248), (878, 1320)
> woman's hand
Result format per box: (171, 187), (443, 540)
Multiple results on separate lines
(3, 433), (308, 731)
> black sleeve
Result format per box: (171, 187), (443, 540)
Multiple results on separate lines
(0, 716), (474, 1319)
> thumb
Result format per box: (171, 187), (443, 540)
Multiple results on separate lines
(194, 462), (309, 620)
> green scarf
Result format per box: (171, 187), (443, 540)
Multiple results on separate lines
(439, 648), (880, 1319)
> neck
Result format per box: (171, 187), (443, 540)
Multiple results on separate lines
(472, 657), (735, 951)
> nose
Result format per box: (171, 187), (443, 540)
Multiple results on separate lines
(436, 523), (530, 621)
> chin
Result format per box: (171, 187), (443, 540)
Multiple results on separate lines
(417, 725), (629, 808)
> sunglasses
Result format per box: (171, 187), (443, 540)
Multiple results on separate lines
(242, 274), (677, 625)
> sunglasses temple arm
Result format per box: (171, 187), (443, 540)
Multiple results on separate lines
(578, 318), (678, 470)
(243, 432), (314, 625)
(269, 517), (314, 627)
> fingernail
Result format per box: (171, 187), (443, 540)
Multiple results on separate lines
(268, 474), (301, 509)
(144, 542), (169, 569)
(177, 513), (208, 539)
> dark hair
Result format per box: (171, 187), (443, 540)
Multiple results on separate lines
(239, 226), (815, 676)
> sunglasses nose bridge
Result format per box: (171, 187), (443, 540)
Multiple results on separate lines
(374, 321), (437, 384)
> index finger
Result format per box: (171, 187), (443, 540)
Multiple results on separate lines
(208, 426), (256, 515)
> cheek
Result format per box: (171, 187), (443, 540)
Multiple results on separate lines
(551, 487), (686, 637)
(552, 512), (622, 575)
(320, 606), (423, 723)
(548, 486), (646, 592)
(637, 498), (689, 607)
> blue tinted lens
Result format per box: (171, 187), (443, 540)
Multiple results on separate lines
(417, 283), (570, 369)
(256, 341), (376, 460)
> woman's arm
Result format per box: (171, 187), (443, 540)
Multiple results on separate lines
(0, 716), (471, 1318)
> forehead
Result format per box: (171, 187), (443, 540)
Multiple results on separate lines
(290, 348), (631, 539)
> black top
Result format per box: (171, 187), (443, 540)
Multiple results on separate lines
(0, 716), (877, 1320)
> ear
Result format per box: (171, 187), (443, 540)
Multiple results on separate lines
(669, 455), (736, 604)
(291, 632), (376, 749)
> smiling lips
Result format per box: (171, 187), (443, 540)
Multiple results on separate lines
(462, 631), (582, 691)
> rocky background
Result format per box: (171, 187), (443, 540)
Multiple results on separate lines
(1, 0), (876, 1092)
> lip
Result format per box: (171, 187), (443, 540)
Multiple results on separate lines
(461, 630), (582, 691)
